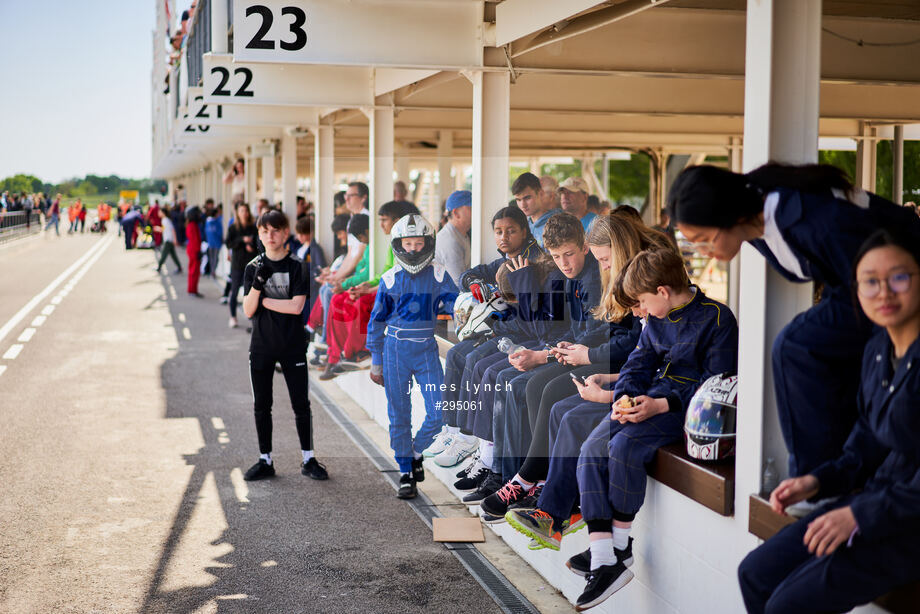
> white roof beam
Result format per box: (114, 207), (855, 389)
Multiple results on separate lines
(494, 0), (606, 47)
(507, 0), (673, 58)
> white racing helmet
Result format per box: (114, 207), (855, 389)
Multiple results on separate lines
(457, 295), (509, 341)
(684, 373), (739, 461)
(391, 213), (436, 275)
(453, 292), (478, 330)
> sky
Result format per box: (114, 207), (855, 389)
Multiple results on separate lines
(0, 1), (190, 184)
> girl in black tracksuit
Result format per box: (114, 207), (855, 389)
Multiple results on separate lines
(225, 204), (259, 327)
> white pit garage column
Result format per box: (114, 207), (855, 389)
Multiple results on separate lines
(438, 130), (454, 225)
(735, 0), (821, 539)
(368, 107), (395, 276)
(311, 124), (335, 263)
(471, 71), (511, 266)
(246, 152), (258, 206)
(281, 131), (298, 221)
(262, 148), (276, 205)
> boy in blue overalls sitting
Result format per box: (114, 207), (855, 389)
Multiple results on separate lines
(367, 214), (459, 499)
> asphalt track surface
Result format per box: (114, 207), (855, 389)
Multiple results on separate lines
(0, 233), (502, 614)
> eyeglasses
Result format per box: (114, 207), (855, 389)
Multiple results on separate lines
(689, 229), (721, 252)
(345, 192), (361, 199)
(855, 272), (918, 298)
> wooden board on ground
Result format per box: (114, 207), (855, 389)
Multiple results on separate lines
(433, 517), (485, 543)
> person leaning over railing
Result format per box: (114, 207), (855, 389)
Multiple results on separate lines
(739, 228), (920, 614)
(669, 162), (920, 517)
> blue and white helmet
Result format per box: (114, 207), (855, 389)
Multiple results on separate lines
(391, 213), (436, 275)
(684, 373), (739, 461)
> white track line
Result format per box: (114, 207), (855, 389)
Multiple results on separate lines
(3, 344), (23, 360)
(0, 238), (111, 345)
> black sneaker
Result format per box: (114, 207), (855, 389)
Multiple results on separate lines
(574, 562), (634, 612)
(411, 457), (425, 483)
(301, 458), (329, 480)
(309, 354), (325, 368)
(319, 362), (343, 380)
(462, 470), (502, 504)
(479, 480), (531, 517)
(243, 459), (276, 481)
(455, 451), (481, 478)
(397, 473), (417, 499)
(509, 483), (544, 512)
(454, 464), (489, 492)
(567, 539), (634, 577)
(480, 511), (507, 525)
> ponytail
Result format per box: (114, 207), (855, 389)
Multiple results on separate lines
(669, 162), (854, 229)
(746, 162), (852, 195)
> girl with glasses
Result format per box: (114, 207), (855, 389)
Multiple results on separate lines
(739, 228), (920, 613)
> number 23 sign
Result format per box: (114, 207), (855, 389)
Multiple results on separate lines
(231, 0), (481, 68)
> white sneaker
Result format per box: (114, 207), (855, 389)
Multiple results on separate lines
(423, 427), (452, 458)
(435, 435), (479, 467)
(228, 317), (238, 328)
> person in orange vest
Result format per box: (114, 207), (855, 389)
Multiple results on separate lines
(67, 201), (80, 234)
(97, 202), (111, 233)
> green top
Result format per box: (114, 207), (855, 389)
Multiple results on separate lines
(367, 246), (395, 287)
(342, 245), (370, 290)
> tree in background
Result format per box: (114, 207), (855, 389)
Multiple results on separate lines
(510, 153), (651, 208)
(819, 143), (920, 203)
(0, 174), (44, 194)
(0, 173), (167, 200)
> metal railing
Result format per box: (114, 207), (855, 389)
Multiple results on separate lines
(186, 0), (212, 86)
(0, 211), (42, 244)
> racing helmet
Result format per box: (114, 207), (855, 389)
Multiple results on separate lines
(684, 373), (738, 461)
(457, 295), (509, 341)
(453, 292), (478, 330)
(391, 214), (436, 275)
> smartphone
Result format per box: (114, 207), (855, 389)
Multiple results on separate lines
(570, 372), (586, 385)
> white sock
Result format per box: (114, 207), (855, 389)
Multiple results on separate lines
(260, 453), (272, 465)
(413, 450), (423, 460)
(512, 475), (534, 489)
(479, 441), (495, 468)
(590, 538), (616, 570)
(612, 525), (630, 551)
(447, 426), (460, 435)
(302, 450), (314, 463)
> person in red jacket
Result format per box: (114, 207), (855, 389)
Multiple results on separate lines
(185, 206), (203, 297)
(78, 203), (88, 233)
(148, 202), (163, 246)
